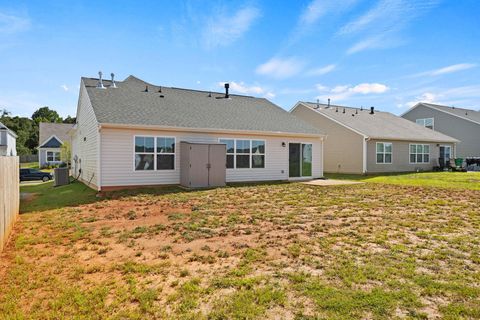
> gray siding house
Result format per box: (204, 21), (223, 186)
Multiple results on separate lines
(291, 102), (458, 174)
(71, 74), (325, 190)
(402, 103), (480, 158)
(0, 122), (17, 156)
(38, 122), (74, 167)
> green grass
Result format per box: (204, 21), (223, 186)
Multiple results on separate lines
(326, 171), (480, 190)
(4, 173), (480, 318)
(19, 162), (39, 169)
(20, 179), (98, 213)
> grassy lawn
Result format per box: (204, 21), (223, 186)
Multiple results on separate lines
(20, 180), (98, 213)
(1, 173), (480, 318)
(19, 162), (39, 169)
(326, 171), (480, 190)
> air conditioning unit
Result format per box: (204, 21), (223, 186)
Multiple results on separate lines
(54, 167), (70, 186)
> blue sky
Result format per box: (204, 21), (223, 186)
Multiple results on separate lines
(1, 0), (479, 118)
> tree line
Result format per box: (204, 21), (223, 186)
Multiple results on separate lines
(0, 107), (75, 156)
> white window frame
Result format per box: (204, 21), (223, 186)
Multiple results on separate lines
(156, 136), (176, 170)
(46, 151), (61, 162)
(133, 135), (176, 171)
(218, 138), (266, 169)
(376, 142), (393, 164)
(409, 144), (430, 164)
(416, 118), (434, 130)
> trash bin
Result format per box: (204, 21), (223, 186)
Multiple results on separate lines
(54, 167), (70, 186)
(455, 158), (463, 167)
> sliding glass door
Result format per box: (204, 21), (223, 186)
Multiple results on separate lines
(289, 143), (312, 178)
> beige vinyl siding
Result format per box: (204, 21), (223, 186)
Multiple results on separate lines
(291, 105), (364, 174)
(367, 139), (454, 173)
(402, 105), (480, 157)
(100, 127), (323, 187)
(71, 82), (99, 189)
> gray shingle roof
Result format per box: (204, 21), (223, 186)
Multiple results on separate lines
(39, 136), (62, 148)
(39, 122), (74, 146)
(82, 76), (323, 136)
(417, 102), (480, 125)
(300, 102), (458, 143)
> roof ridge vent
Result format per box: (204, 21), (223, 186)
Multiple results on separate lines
(110, 73), (117, 88)
(96, 71), (105, 89)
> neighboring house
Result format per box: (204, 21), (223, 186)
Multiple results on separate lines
(0, 121), (17, 156)
(291, 102), (458, 174)
(71, 74), (325, 191)
(38, 122), (74, 167)
(402, 102), (480, 158)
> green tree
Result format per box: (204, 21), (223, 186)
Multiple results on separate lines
(32, 106), (62, 123)
(63, 115), (76, 124)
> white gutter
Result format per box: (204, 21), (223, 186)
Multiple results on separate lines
(98, 122), (326, 139)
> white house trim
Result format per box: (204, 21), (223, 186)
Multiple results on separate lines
(39, 134), (64, 147)
(99, 122), (325, 139)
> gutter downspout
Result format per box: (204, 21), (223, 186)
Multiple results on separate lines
(97, 125), (102, 192)
(363, 137), (370, 174)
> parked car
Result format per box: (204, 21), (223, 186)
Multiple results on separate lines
(19, 168), (53, 182)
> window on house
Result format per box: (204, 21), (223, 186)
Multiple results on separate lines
(376, 142), (392, 164)
(410, 144), (430, 163)
(219, 139), (235, 168)
(252, 140), (265, 168)
(219, 138), (266, 169)
(156, 137), (175, 170)
(46, 151), (61, 162)
(416, 118), (434, 130)
(135, 136), (155, 170)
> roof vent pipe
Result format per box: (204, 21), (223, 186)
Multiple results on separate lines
(327, 98), (331, 108)
(96, 71), (105, 89)
(110, 73), (117, 88)
(315, 99), (320, 109)
(343, 108), (346, 114)
(158, 86), (162, 93)
(144, 85), (149, 92)
(370, 106), (375, 114)
(224, 83), (230, 98)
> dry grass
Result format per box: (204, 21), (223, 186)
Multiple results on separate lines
(2, 181), (480, 319)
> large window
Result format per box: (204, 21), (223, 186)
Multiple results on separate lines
(376, 142), (392, 164)
(410, 144), (430, 164)
(416, 118), (434, 130)
(219, 139), (265, 169)
(46, 151), (61, 162)
(156, 137), (175, 170)
(135, 136), (175, 171)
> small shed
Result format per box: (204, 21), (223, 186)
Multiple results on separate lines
(180, 142), (226, 188)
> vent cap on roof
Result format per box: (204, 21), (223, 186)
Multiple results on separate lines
(110, 73), (117, 88)
(96, 71), (105, 89)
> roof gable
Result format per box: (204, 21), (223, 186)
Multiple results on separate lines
(297, 102), (458, 143)
(81, 76), (323, 136)
(39, 135), (63, 148)
(39, 122), (73, 146)
(405, 103), (480, 126)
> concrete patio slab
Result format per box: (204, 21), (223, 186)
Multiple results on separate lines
(301, 179), (364, 186)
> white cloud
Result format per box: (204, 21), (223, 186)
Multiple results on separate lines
(307, 64), (336, 76)
(61, 84), (69, 91)
(299, 0), (358, 27)
(256, 57), (305, 79)
(316, 83), (389, 101)
(0, 12), (30, 34)
(413, 63), (478, 77)
(202, 6), (260, 48)
(397, 85), (480, 109)
(340, 0), (439, 54)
